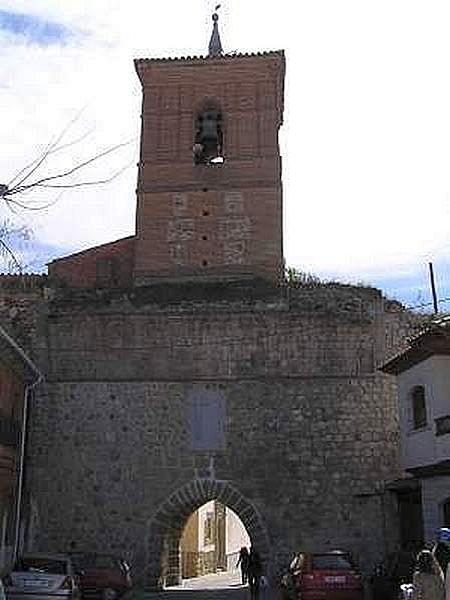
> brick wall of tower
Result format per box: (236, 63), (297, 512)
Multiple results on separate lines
(133, 52), (285, 285)
(134, 188), (282, 281)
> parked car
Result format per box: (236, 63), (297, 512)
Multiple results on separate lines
(4, 553), (81, 600)
(280, 550), (364, 600)
(68, 554), (131, 600)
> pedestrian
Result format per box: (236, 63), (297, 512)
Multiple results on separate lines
(433, 529), (450, 576)
(411, 549), (445, 600)
(236, 546), (250, 585)
(431, 528), (450, 600)
(247, 546), (263, 600)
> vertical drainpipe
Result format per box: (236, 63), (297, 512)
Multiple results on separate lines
(13, 375), (42, 563)
(0, 326), (42, 566)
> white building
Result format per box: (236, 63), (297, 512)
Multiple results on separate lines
(382, 317), (450, 542)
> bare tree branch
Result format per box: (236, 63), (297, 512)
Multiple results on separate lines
(10, 138), (133, 193)
(0, 220), (32, 273)
(0, 238), (23, 273)
(7, 107), (88, 189)
(1, 111), (137, 273)
(1, 138), (135, 215)
(33, 160), (134, 190)
(7, 127), (95, 190)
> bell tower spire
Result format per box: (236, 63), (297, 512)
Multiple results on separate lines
(208, 4), (223, 57)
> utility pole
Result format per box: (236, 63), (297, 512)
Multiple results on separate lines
(429, 262), (439, 314)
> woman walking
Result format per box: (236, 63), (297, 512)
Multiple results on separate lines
(412, 549), (445, 600)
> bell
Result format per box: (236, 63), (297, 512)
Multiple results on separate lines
(200, 112), (219, 142)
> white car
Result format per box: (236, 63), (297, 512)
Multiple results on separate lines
(4, 554), (81, 600)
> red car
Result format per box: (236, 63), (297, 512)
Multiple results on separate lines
(68, 554), (132, 600)
(281, 550), (364, 600)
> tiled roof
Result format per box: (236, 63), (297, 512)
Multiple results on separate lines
(134, 49), (284, 64)
(381, 315), (450, 374)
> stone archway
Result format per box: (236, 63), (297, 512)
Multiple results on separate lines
(146, 478), (270, 588)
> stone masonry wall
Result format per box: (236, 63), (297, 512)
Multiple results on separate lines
(0, 275), (47, 360)
(25, 283), (414, 584)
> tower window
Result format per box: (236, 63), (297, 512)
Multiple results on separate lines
(411, 385), (427, 430)
(193, 108), (224, 165)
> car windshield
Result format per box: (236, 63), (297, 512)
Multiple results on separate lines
(15, 558), (68, 575)
(312, 554), (354, 570)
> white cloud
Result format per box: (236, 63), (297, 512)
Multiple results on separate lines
(1, 0), (450, 296)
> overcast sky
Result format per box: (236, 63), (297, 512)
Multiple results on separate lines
(1, 0), (450, 309)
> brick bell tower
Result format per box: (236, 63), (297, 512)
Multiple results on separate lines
(133, 10), (285, 285)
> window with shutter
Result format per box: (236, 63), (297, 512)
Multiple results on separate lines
(411, 386), (427, 430)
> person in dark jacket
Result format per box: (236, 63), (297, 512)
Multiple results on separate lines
(433, 529), (450, 577)
(236, 547), (250, 585)
(247, 547), (263, 600)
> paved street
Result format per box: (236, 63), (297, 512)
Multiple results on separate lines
(167, 570), (244, 590)
(139, 570), (276, 600)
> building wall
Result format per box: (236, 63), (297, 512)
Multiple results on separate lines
(429, 356), (450, 464)
(0, 360), (24, 493)
(0, 321), (41, 573)
(197, 501), (215, 554)
(179, 499), (229, 578)
(421, 475), (450, 542)
(226, 507), (250, 571)
(24, 283), (412, 583)
(397, 356), (450, 470)
(226, 508), (250, 556)
(0, 361), (23, 573)
(0, 276), (46, 573)
(180, 511), (198, 578)
(49, 237), (135, 290)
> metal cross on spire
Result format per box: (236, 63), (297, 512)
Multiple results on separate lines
(208, 4), (223, 57)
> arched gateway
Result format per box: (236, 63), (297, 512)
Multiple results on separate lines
(146, 478), (270, 587)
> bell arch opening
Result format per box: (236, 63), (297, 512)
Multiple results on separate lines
(145, 479), (269, 589)
(193, 99), (224, 166)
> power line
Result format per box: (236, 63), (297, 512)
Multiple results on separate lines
(406, 296), (450, 310)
